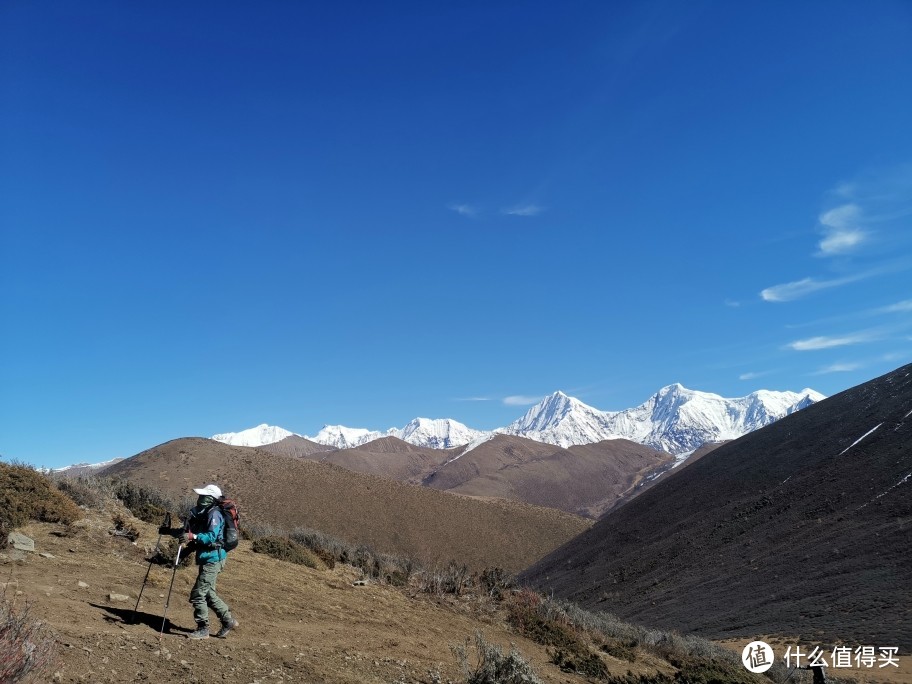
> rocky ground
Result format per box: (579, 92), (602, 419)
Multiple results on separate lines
(3, 506), (670, 684)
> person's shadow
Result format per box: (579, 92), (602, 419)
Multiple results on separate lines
(90, 603), (192, 636)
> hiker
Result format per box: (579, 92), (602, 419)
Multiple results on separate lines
(160, 484), (239, 639)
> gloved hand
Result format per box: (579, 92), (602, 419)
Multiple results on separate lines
(179, 531), (196, 545)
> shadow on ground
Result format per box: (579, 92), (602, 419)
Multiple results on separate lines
(90, 603), (191, 636)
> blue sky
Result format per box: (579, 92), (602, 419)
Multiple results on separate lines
(2, 1), (911, 467)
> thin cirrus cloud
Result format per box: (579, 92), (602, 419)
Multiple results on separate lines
(786, 331), (878, 351)
(816, 203), (868, 257)
(812, 362), (862, 375)
(502, 204), (543, 217)
(447, 203), (478, 218)
(760, 274), (868, 302)
(739, 371), (772, 381)
(502, 395), (543, 406)
(876, 299), (912, 314)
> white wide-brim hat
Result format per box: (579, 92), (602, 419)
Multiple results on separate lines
(193, 484), (222, 498)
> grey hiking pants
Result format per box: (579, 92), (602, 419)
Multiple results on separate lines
(189, 560), (232, 627)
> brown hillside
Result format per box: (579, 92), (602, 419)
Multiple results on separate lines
(423, 435), (673, 518)
(324, 437), (452, 482)
(521, 363), (912, 649)
(5, 509), (762, 684)
(103, 438), (589, 573)
(257, 435), (338, 459)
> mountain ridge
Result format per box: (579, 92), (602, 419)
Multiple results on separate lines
(212, 385), (824, 455)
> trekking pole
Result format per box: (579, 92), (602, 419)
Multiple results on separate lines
(133, 512), (171, 623)
(159, 542), (183, 640)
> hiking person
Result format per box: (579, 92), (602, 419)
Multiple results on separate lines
(160, 484), (239, 639)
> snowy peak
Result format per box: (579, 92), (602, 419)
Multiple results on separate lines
(397, 418), (486, 449)
(209, 385), (825, 455)
(212, 424), (297, 447)
(501, 392), (619, 448)
(499, 385), (825, 454)
(309, 425), (390, 450)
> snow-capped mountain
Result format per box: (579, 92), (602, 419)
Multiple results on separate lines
(213, 418), (486, 450)
(397, 418), (487, 449)
(211, 385), (825, 455)
(500, 392), (616, 446)
(501, 386), (825, 453)
(309, 425), (392, 449)
(211, 424), (298, 447)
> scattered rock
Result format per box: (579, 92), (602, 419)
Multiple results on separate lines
(6, 550), (28, 562)
(78, 581), (89, 589)
(39, 552), (55, 559)
(352, 580), (368, 586)
(7, 532), (35, 552)
(108, 593), (131, 602)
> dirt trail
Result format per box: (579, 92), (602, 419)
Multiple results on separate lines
(4, 510), (658, 683)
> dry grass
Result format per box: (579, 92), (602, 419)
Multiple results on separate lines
(452, 631), (544, 684)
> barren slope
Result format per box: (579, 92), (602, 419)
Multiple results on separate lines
(521, 364), (912, 649)
(423, 435), (673, 518)
(103, 438), (589, 573)
(323, 437), (452, 483)
(257, 435), (338, 458)
(6, 511), (670, 684)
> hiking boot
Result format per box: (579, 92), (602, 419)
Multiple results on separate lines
(187, 624), (209, 639)
(215, 618), (239, 638)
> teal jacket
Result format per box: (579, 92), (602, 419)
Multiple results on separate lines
(187, 505), (227, 565)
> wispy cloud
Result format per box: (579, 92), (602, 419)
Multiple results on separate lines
(454, 396), (493, 402)
(739, 371), (772, 381)
(816, 203), (868, 256)
(882, 351), (909, 362)
(760, 274), (868, 302)
(503, 395), (542, 406)
(502, 204), (543, 217)
(762, 165), (912, 303)
(448, 203), (478, 218)
(724, 299), (742, 308)
(812, 362), (862, 375)
(786, 331), (878, 351)
(876, 299), (912, 314)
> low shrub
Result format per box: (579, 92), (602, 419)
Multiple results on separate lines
(479, 567), (514, 600)
(505, 588), (582, 652)
(112, 480), (177, 524)
(551, 647), (610, 678)
(54, 476), (116, 509)
(0, 592), (56, 683)
(289, 528), (415, 584)
(150, 538), (194, 568)
(416, 561), (473, 596)
(112, 514), (140, 542)
(601, 640), (637, 663)
(252, 536), (319, 568)
(452, 631), (543, 684)
(0, 462), (82, 535)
